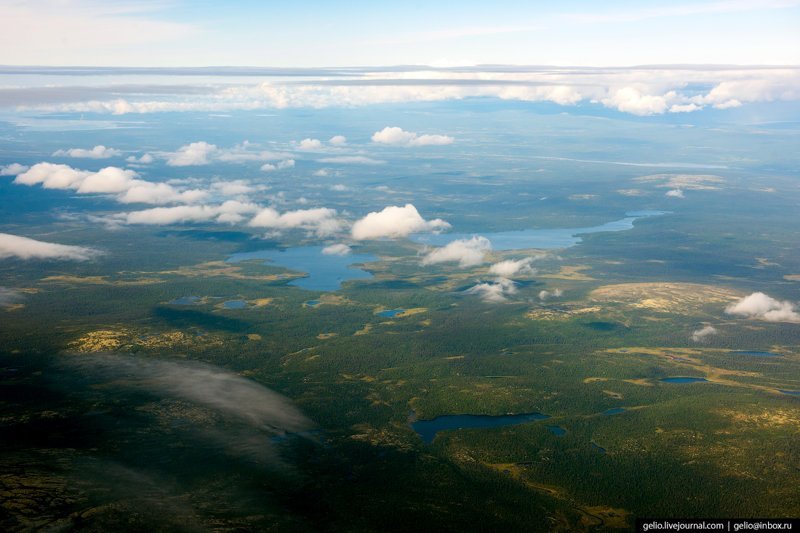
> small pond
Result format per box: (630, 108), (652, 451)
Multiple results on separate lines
(660, 377), (708, 384)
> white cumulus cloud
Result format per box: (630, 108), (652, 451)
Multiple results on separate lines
(725, 292), (800, 323)
(421, 236), (491, 268)
(329, 135), (347, 146)
(166, 141), (218, 166)
(297, 138), (323, 151)
(122, 200), (259, 226)
(372, 126), (454, 147)
(322, 243), (352, 256)
(15, 162), (206, 205)
(665, 188), (685, 198)
(249, 207), (341, 236)
(351, 204), (450, 240)
(601, 87), (671, 116)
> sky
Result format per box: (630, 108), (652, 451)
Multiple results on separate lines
(1, 0), (799, 67)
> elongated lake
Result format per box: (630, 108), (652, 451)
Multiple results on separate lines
(414, 211), (666, 250)
(661, 377), (708, 384)
(730, 351), (781, 357)
(411, 412), (550, 444)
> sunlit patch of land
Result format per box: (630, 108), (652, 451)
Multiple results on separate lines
(318, 294), (353, 306)
(69, 327), (223, 353)
(526, 305), (601, 321)
(590, 282), (741, 314)
(616, 188), (648, 196)
(353, 323), (373, 336)
(634, 174), (725, 190)
(40, 275), (164, 285)
(373, 307), (427, 318)
(349, 423), (414, 451)
(718, 408), (800, 429)
(601, 347), (799, 394)
(159, 261), (297, 281)
(540, 265), (595, 281)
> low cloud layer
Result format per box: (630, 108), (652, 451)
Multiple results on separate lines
(0, 232), (101, 261)
(421, 236), (491, 267)
(53, 145), (121, 159)
(351, 204), (450, 240)
(372, 127), (454, 147)
(725, 292), (800, 323)
(13, 66), (799, 117)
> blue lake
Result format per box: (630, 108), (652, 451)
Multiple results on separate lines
(661, 377), (708, 384)
(227, 246), (378, 291)
(411, 412), (550, 444)
(168, 296), (201, 305)
(601, 408), (626, 416)
(546, 425), (566, 436)
(413, 211), (666, 251)
(222, 300), (247, 309)
(779, 390), (800, 396)
(730, 351), (781, 357)
(304, 300), (321, 308)
(377, 309), (405, 318)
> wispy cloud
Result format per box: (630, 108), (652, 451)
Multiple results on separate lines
(53, 145), (121, 159)
(465, 277), (518, 303)
(0, 232), (101, 261)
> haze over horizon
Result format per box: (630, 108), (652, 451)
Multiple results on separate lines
(1, 0), (799, 67)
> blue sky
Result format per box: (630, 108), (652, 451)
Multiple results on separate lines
(1, 0), (799, 67)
